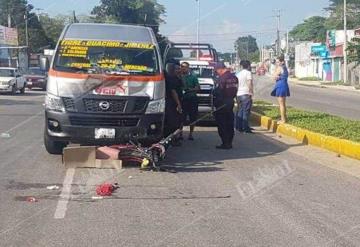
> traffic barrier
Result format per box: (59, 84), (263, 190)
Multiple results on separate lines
(251, 112), (360, 161)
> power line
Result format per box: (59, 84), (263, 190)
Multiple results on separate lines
(164, 29), (278, 37)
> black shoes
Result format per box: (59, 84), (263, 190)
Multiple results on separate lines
(244, 130), (254, 134)
(216, 144), (233, 150)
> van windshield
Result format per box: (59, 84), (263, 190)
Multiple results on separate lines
(54, 40), (159, 75)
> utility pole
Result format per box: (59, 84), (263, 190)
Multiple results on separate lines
(343, 0), (348, 84)
(196, 0), (200, 59)
(73, 10), (78, 23)
(285, 29), (289, 67)
(275, 9), (281, 56)
(8, 13), (11, 27)
(24, 12), (29, 48)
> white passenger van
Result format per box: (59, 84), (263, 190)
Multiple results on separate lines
(44, 23), (165, 154)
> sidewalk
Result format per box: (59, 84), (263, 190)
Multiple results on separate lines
(288, 77), (360, 92)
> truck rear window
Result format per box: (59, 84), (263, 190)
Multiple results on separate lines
(54, 40), (159, 75)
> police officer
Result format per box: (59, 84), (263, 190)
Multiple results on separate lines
(213, 63), (239, 150)
(164, 62), (183, 145)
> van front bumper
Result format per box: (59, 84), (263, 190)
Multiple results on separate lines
(45, 111), (164, 145)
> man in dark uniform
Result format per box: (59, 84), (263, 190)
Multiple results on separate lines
(164, 62), (183, 145)
(213, 63), (239, 150)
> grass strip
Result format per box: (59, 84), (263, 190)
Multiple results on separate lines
(252, 101), (360, 143)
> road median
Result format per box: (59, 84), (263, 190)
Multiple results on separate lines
(251, 108), (360, 161)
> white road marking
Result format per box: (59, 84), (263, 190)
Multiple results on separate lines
(54, 168), (76, 219)
(2, 111), (43, 134)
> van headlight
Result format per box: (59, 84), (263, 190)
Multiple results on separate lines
(146, 98), (165, 114)
(45, 94), (65, 112)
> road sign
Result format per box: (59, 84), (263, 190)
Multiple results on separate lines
(311, 45), (327, 53)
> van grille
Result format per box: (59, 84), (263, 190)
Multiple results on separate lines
(83, 99), (127, 113)
(62, 97), (149, 114)
(133, 98), (148, 113)
(63, 97), (76, 112)
(69, 116), (139, 127)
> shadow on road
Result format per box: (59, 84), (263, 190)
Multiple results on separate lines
(163, 127), (303, 173)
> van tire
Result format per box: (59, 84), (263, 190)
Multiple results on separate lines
(44, 131), (66, 155)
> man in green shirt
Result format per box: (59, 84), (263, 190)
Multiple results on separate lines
(180, 62), (200, 140)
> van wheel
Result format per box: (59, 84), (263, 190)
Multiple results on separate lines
(20, 86), (26, 94)
(44, 131), (67, 155)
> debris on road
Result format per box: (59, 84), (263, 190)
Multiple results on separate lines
(1, 133), (11, 139)
(96, 183), (119, 196)
(141, 158), (150, 169)
(128, 176), (133, 179)
(63, 146), (122, 169)
(46, 185), (60, 190)
(26, 196), (37, 203)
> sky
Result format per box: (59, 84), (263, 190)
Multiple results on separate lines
(28, 0), (330, 52)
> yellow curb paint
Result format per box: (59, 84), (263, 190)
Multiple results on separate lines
(251, 112), (360, 161)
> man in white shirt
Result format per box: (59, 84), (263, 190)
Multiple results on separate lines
(235, 60), (254, 133)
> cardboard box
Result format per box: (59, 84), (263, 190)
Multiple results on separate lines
(63, 146), (122, 169)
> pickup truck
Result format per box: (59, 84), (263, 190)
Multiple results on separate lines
(163, 43), (219, 123)
(0, 67), (26, 94)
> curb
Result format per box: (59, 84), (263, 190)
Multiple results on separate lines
(288, 78), (359, 93)
(251, 112), (360, 161)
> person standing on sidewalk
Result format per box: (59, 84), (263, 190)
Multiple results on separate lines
(213, 63), (239, 150)
(271, 55), (290, 123)
(236, 60), (254, 133)
(180, 62), (200, 141)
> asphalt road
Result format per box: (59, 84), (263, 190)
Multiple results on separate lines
(254, 76), (360, 120)
(1, 90), (360, 247)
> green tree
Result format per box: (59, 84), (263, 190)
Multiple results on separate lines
(234, 35), (259, 61)
(290, 16), (327, 42)
(348, 37), (360, 64)
(218, 52), (236, 63)
(91, 0), (165, 34)
(325, 0), (360, 30)
(0, 0), (51, 52)
(39, 15), (68, 48)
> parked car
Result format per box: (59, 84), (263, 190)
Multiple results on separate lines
(0, 67), (26, 94)
(24, 67), (47, 90)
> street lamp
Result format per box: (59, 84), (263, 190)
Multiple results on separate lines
(196, 0), (200, 59)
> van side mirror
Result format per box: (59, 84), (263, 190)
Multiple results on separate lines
(40, 57), (50, 71)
